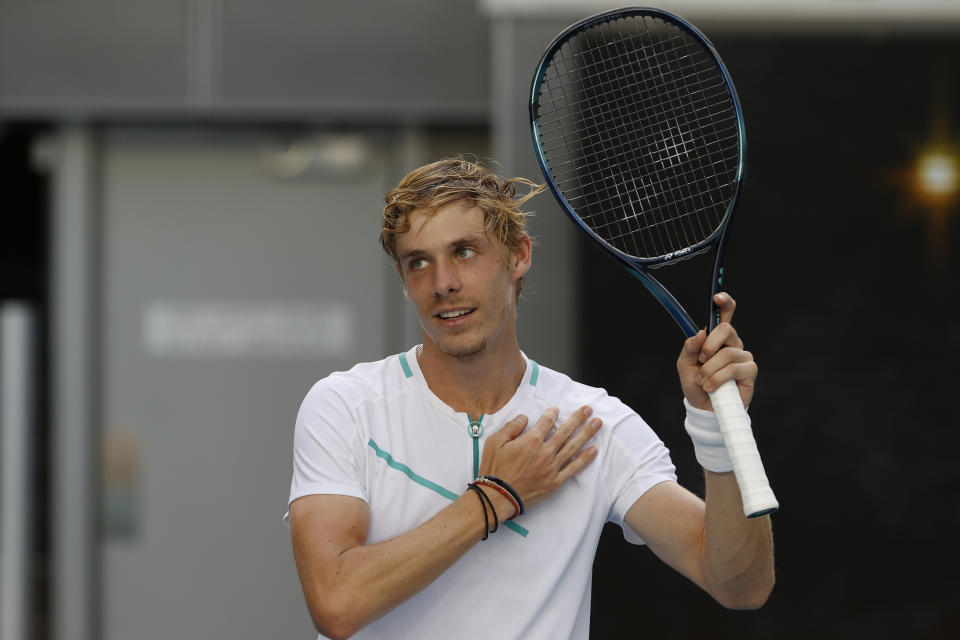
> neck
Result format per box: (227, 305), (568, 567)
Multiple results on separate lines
(416, 336), (526, 418)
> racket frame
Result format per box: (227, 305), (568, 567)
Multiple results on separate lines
(529, 7), (778, 518)
(529, 6), (746, 337)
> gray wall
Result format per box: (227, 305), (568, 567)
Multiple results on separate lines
(98, 127), (396, 639)
(0, 0), (490, 121)
(41, 123), (514, 639)
(10, 2), (960, 640)
(491, 17), (582, 375)
(7, 3), (584, 638)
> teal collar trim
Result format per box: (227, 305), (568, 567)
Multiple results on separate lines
(368, 438), (529, 538)
(402, 350), (538, 388)
(398, 352), (413, 378)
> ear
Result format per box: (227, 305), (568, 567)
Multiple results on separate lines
(510, 233), (532, 280)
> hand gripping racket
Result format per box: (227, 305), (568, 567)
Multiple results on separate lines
(529, 7), (777, 517)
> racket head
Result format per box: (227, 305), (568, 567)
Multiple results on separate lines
(529, 7), (746, 268)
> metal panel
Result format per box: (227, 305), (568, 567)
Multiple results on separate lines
(1, 302), (37, 640)
(0, 2), (189, 103)
(479, 0), (960, 30)
(98, 127), (392, 639)
(0, 0), (491, 121)
(491, 17), (579, 375)
(45, 125), (100, 640)
(219, 0), (490, 118)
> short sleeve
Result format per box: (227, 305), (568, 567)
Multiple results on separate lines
(283, 378), (367, 525)
(603, 412), (677, 545)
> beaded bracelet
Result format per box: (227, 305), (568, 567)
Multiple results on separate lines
(473, 479), (520, 520)
(476, 475), (526, 516)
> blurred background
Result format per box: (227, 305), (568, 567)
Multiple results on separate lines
(1, 1), (958, 638)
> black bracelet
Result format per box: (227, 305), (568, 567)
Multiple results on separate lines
(477, 475), (526, 516)
(465, 484), (489, 541)
(471, 482), (499, 534)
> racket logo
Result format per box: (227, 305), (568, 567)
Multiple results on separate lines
(662, 247), (692, 261)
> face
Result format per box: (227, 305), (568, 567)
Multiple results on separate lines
(394, 201), (530, 359)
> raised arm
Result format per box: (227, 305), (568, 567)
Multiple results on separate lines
(290, 407), (602, 639)
(625, 293), (775, 609)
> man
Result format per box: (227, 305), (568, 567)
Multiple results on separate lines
(285, 158), (774, 640)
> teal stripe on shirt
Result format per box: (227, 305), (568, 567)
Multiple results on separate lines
(368, 438), (458, 500)
(367, 438), (529, 537)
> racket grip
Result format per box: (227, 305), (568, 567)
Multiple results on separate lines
(707, 379), (779, 518)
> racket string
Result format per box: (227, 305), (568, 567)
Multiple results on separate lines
(580, 25), (652, 257)
(619, 16), (731, 250)
(648, 15), (738, 243)
(551, 145), (738, 226)
(566, 157), (737, 232)
(536, 46), (724, 132)
(542, 131), (739, 198)
(580, 21), (681, 256)
(639, 15), (713, 246)
(542, 122), (733, 251)
(534, 14), (740, 258)
(642, 17), (720, 246)
(537, 28), (712, 119)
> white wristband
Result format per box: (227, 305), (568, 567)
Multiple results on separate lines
(683, 397), (741, 473)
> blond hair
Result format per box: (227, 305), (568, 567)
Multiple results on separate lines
(381, 157), (544, 298)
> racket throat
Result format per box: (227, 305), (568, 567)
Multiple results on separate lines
(629, 269), (698, 338)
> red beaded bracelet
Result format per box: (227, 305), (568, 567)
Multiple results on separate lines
(473, 479), (520, 520)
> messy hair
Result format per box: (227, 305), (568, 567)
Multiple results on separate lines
(381, 157), (545, 298)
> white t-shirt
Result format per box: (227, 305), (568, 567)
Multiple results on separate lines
(285, 345), (677, 639)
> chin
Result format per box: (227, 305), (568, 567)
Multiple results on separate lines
(436, 334), (489, 359)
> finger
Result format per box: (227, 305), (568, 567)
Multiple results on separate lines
(490, 414), (528, 445)
(714, 292), (736, 325)
(548, 405), (592, 452)
(700, 323), (742, 362)
(701, 360), (758, 394)
(678, 330), (706, 367)
(697, 347), (753, 384)
(556, 445), (599, 483)
(528, 406), (559, 440)
(556, 417), (603, 463)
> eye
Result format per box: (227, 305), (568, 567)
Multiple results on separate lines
(455, 247), (477, 259)
(409, 257), (428, 270)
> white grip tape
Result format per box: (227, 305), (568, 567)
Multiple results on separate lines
(707, 379), (779, 518)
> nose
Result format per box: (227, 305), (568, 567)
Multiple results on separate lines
(432, 259), (461, 297)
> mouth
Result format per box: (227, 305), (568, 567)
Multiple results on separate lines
(434, 308), (475, 323)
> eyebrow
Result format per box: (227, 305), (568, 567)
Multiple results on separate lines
(399, 234), (486, 261)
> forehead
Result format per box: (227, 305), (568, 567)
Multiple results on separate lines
(395, 200), (492, 253)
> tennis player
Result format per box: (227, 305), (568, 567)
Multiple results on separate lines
(285, 158), (774, 640)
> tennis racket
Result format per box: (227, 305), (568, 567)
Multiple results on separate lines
(529, 6), (777, 517)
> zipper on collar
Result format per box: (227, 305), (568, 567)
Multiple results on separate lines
(468, 416), (483, 478)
